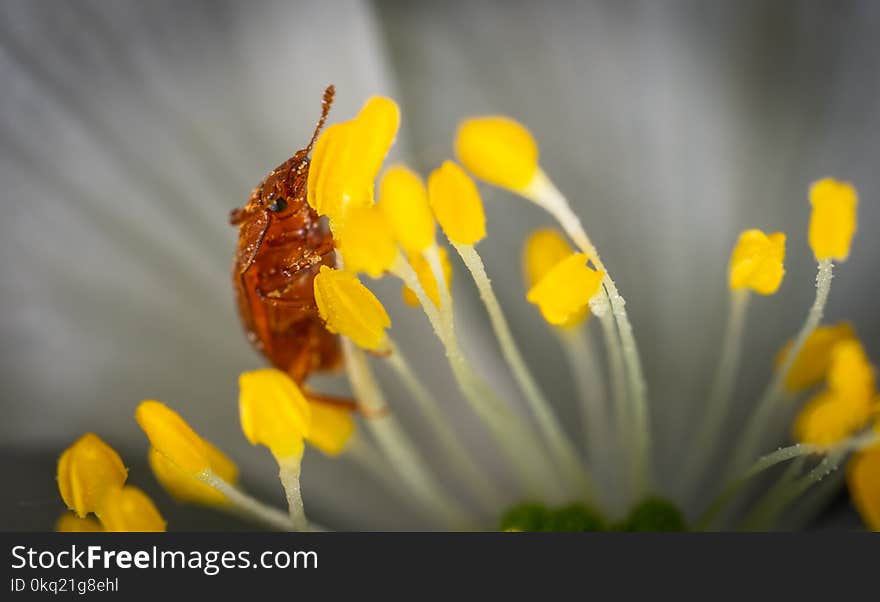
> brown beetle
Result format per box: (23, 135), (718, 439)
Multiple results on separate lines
(230, 86), (342, 385)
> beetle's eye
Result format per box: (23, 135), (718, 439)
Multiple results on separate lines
(268, 196), (287, 213)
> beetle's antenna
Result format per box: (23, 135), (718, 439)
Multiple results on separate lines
(304, 85), (335, 155)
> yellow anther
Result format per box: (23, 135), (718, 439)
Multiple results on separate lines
(728, 229), (786, 295)
(827, 340), (876, 403)
(379, 164), (436, 254)
(793, 340), (876, 448)
(526, 253), (604, 326)
(337, 205), (398, 278)
(55, 512), (103, 533)
(239, 369), (312, 460)
(304, 399), (356, 456)
(402, 246), (452, 308)
(808, 178), (858, 262)
(427, 161), (487, 246)
(455, 116), (539, 192)
(135, 401), (213, 477)
(99, 486), (166, 532)
(847, 435), (880, 531)
(522, 229), (588, 328)
(148, 442), (238, 507)
(314, 265), (391, 351)
(307, 97), (400, 227)
(523, 228), (573, 289)
(793, 390), (873, 449)
(776, 322), (857, 392)
(57, 433), (127, 518)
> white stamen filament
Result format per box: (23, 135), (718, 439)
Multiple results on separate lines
(344, 431), (404, 495)
(385, 339), (503, 513)
(391, 253), (563, 500)
(591, 294), (631, 508)
(197, 469), (299, 532)
(728, 259), (834, 476)
(700, 429), (875, 530)
(277, 455), (309, 531)
(557, 324), (608, 470)
(453, 242), (595, 501)
(524, 169), (652, 498)
(696, 443), (817, 530)
(738, 455), (806, 530)
(680, 289), (751, 497)
(341, 336), (469, 527)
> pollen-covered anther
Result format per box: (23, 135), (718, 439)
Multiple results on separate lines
(135, 401), (214, 477)
(847, 427), (880, 531)
(808, 178), (858, 262)
(827, 340), (876, 402)
(99, 486), (166, 532)
(314, 265), (391, 351)
(302, 396), (356, 456)
(728, 229), (786, 295)
(402, 246), (452, 308)
(307, 96), (400, 227)
(523, 229), (588, 327)
(238, 369), (312, 460)
(793, 340), (876, 448)
(455, 116), (539, 192)
(776, 322), (857, 392)
(337, 205), (398, 278)
(56, 433), (128, 518)
(148, 443), (238, 507)
(379, 165), (436, 254)
(526, 253), (604, 326)
(428, 161), (487, 246)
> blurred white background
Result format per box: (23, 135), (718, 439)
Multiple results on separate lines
(1, 0), (878, 529)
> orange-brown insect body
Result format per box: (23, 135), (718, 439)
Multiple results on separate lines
(230, 86), (340, 383)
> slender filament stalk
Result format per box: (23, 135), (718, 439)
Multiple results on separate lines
(454, 242), (594, 500)
(525, 170), (651, 498)
(728, 259), (834, 476)
(341, 336), (468, 527)
(198, 469), (298, 532)
(680, 289), (750, 497)
(386, 339), (503, 513)
(277, 455), (309, 531)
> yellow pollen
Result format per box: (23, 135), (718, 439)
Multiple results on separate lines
(792, 340), (876, 448)
(808, 178), (858, 262)
(523, 228), (573, 289)
(238, 369), (312, 460)
(135, 401), (214, 477)
(523, 229), (588, 328)
(314, 265), (391, 351)
(793, 391), (874, 449)
(99, 486), (166, 532)
(526, 253), (604, 326)
(728, 229), (786, 295)
(847, 432), (880, 531)
(337, 205), (398, 278)
(455, 116), (539, 192)
(428, 160), (486, 246)
(56, 433), (127, 518)
(307, 96), (400, 227)
(379, 164), (436, 254)
(775, 322), (857, 392)
(303, 398), (356, 457)
(55, 512), (103, 533)
(402, 246), (452, 308)
(148, 442), (238, 507)
(827, 340), (876, 402)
